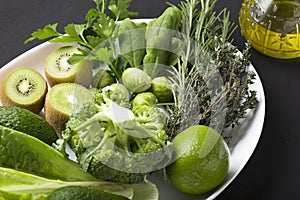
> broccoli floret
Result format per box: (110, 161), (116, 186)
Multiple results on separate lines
(132, 105), (167, 133)
(60, 87), (173, 184)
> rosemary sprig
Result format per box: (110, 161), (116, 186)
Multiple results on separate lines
(166, 0), (258, 142)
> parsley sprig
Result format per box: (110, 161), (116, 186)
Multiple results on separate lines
(25, 0), (137, 45)
(25, 0), (137, 79)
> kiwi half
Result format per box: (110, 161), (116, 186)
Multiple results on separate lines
(45, 46), (92, 87)
(44, 83), (93, 134)
(0, 67), (47, 114)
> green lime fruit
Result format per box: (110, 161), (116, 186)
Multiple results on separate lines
(166, 125), (230, 195)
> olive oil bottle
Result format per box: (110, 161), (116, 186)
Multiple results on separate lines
(239, 0), (300, 59)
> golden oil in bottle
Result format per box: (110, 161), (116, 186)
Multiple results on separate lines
(239, 0), (300, 59)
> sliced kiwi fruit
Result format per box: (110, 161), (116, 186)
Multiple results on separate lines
(0, 67), (47, 114)
(45, 83), (93, 134)
(45, 46), (92, 87)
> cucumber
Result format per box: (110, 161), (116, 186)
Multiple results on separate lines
(0, 106), (58, 145)
(0, 125), (96, 182)
(46, 186), (129, 200)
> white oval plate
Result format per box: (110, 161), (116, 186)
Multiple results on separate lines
(0, 36), (265, 199)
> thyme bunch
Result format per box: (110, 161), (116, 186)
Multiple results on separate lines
(166, 0), (258, 142)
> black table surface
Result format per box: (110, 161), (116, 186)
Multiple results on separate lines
(1, 0), (300, 199)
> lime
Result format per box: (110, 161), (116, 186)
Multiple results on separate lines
(166, 125), (230, 195)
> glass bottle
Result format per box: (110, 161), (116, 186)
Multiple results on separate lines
(239, 0), (300, 59)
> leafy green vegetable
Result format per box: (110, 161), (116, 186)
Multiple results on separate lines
(108, 0), (138, 20)
(57, 87), (173, 184)
(143, 7), (182, 78)
(24, 24), (61, 44)
(118, 18), (146, 68)
(0, 167), (159, 200)
(51, 24), (89, 47)
(0, 125), (96, 182)
(86, 48), (115, 66)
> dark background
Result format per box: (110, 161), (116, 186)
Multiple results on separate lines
(1, 0), (300, 199)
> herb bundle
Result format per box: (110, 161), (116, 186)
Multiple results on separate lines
(166, 0), (258, 142)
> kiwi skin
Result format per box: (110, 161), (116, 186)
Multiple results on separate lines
(45, 102), (69, 134)
(0, 67), (47, 114)
(45, 46), (92, 87)
(44, 86), (69, 134)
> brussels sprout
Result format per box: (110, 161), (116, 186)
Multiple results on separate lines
(102, 83), (131, 102)
(121, 68), (152, 93)
(150, 76), (173, 103)
(92, 69), (116, 89)
(132, 92), (158, 107)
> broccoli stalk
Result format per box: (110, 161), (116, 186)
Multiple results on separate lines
(60, 88), (173, 184)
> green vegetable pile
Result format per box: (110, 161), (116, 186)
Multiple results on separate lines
(0, 0), (260, 198)
(57, 84), (173, 184)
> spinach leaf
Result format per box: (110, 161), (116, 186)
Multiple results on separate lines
(143, 7), (182, 78)
(118, 18), (146, 68)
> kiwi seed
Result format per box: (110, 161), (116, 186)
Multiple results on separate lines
(45, 46), (92, 87)
(0, 67), (47, 114)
